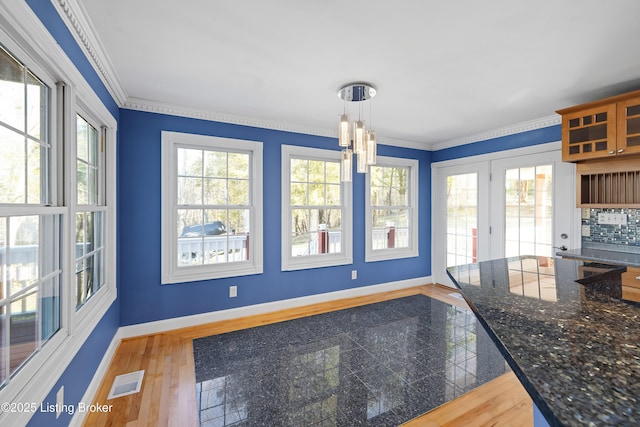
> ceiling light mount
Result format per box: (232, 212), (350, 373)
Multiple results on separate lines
(337, 83), (377, 102)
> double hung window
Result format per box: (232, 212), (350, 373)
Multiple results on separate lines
(161, 132), (263, 283)
(0, 44), (61, 384)
(365, 157), (418, 262)
(281, 145), (352, 271)
(75, 113), (105, 309)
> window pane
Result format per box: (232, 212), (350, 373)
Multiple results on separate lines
(178, 148), (203, 177)
(9, 290), (38, 374)
(76, 160), (88, 205)
(76, 213), (85, 257)
(26, 140), (42, 204)
(0, 46), (25, 131)
(309, 183), (325, 206)
(77, 115), (88, 161)
(41, 276), (60, 341)
(326, 184), (340, 206)
(75, 211), (104, 309)
(177, 177), (202, 205)
(228, 179), (249, 205)
(228, 153), (249, 179)
(0, 126), (26, 203)
(203, 150), (226, 179)
(9, 216), (39, 293)
(290, 183), (307, 206)
(504, 165), (553, 257)
(203, 177), (226, 205)
(76, 115), (99, 205)
(325, 162), (340, 184)
(291, 208), (342, 257)
(291, 159), (308, 182)
(308, 160), (324, 183)
(446, 173), (478, 266)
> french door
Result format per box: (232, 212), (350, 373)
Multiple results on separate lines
(433, 146), (579, 286)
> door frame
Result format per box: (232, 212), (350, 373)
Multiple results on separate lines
(431, 141), (581, 287)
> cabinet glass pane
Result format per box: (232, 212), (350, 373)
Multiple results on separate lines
(569, 124), (607, 144)
(627, 135), (640, 147)
(595, 141), (608, 151)
(627, 105), (640, 117)
(595, 112), (608, 122)
(582, 115), (592, 125)
(569, 118), (580, 128)
(627, 117), (640, 135)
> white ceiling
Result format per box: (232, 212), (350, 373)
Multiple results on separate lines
(66, 0), (640, 149)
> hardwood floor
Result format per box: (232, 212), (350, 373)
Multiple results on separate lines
(83, 285), (532, 426)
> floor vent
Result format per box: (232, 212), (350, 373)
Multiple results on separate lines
(107, 370), (145, 400)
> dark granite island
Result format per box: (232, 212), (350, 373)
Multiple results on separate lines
(447, 256), (640, 427)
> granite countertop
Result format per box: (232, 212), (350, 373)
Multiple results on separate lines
(558, 247), (640, 267)
(447, 256), (640, 426)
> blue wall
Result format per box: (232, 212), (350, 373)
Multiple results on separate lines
(432, 125), (561, 162)
(118, 109), (432, 326)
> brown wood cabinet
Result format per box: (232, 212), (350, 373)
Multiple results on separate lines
(558, 89), (640, 162)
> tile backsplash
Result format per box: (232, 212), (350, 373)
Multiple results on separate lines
(583, 208), (640, 247)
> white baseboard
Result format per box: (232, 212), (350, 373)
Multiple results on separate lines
(119, 276), (432, 339)
(69, 328), (123, 427)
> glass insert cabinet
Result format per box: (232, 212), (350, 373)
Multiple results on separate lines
(558, 89), (640, 162)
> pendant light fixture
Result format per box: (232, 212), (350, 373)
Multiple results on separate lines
(337, 83), (377, 181)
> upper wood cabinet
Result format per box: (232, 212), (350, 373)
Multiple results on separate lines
(558, 90), (640, 162)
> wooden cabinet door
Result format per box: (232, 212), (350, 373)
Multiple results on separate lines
(617, 95), (640, 156)
(561, 103), (616, 162)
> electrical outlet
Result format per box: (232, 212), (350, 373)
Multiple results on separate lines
(581, 225), (591, 237)
(598, 213), (627, 225)
(351, 270), (357, 280)
(581, 208), (590, 219)
(229, 285), (237, 298)
(56, 386), (64, 418)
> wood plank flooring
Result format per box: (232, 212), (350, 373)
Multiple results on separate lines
(83, 285), (533, 426)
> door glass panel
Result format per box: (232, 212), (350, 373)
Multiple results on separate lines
(504, 165), (553, 257)
(446, 173), (478, 267)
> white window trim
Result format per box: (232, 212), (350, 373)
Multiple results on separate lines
(365, 156), (419, 262)
(0, 4), (117, 425)
(161, 131), (263, 284)
(281, 145), (353, 271)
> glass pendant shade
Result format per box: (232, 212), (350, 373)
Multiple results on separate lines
(341, 149), (352, 181)
(354, 120), (365, 154)
(366, 130), (377, 165)
(356, 149), (368, 173)
(339, 114), (350, 147)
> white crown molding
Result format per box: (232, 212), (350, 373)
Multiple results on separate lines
(432, 114), (561, 151)
(51, 0), (128, 105)
(123, 97), (429, 150)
